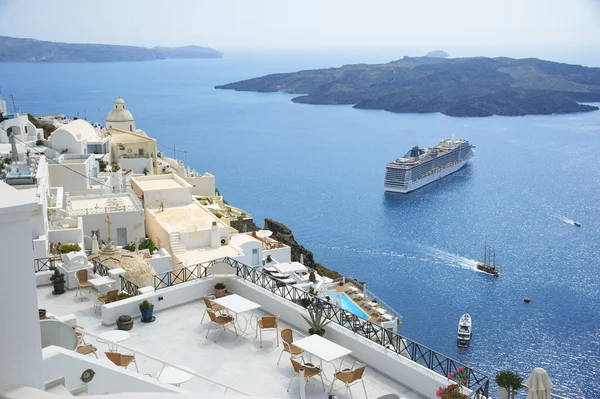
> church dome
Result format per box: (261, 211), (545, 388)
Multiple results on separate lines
(88, 244), (156, 288)
(107, 98), (134, 123)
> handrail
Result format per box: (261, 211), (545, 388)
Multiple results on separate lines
(75, 328), (251, 396)
(34, 256), (60, 273)
(152, 257), (490, 395)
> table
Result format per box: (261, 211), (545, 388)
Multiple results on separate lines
(293, 334), (352, 378)
(212, 294), (261, 334)
(97, 330), (130, 351)
(89, 276), (115, 294)
(158, 366), (194, 387)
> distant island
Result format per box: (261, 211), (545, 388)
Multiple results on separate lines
(425, 50), (448, 58)
(0, 36), (223, 62)
(216, 56), (600, 117)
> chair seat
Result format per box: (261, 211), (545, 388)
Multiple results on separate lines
(212, 304), (224, 311)
(79, 282), (93, 288)
(216, 316), (233, 323)
(98, 295), (108, 303)
(303, 366), (321, 378)
(76, 345), (96, 356)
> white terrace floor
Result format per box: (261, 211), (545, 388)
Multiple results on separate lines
(37, 285), (425, 399)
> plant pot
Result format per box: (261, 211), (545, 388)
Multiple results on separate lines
(52, 284), (65, 295)
(39, 309), (47, 319)
(140, 307), (154, 322)
(117, 315), (134, 330)
(309, 328), (325, 336)
(214, 288), (226, 298)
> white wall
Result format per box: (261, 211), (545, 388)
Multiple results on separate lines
(131, 175), (193, 208)
(119, 157), (153, 175)
(0, 182), (44, 391)
(47, 224), (84, 249)
(48, 161), (89, 194)
(42, 346), (181, 395)
(263, 246), (291, 263)
(184, 174), (215, 196)
(50, 129), (86, 154)
(145, 249), (172, 276)
(79, 211), (145, 248)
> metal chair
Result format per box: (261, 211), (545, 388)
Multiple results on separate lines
(277, 328), (303, 365)
(205, 308), (237, 342)
(105, 351), (139, 372)
(95, 290), (118, 313)
(75, 344), (98, 359)
(75, 270), (93, 301)
(255, 315), (279, 347)
(72, 325), (87, 345)
(201, 295), (226, 323)
(288, 357), (325, 394)
(329, 362), (368, 398)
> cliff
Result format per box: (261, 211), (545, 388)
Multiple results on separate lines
(216, 56), (600, 117)
(0, 36), (222, 62)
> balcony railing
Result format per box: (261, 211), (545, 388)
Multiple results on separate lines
(91, 258), (110, 277)
(91, 258), (141, 296)
(34, 256), (61, 273)
(67, 204), (142, 216)
(152, 257), (490, 395)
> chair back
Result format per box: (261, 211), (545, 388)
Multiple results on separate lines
(290, 357), (303, 373)
(207, 308), (219, 323)
(76, 269), (88, 283)
(261, 316), (278, 329)
(353, 364), (367, 380)
(203, 296), (214, 310)
(281, 328), (293, 344)
(105, 351), (123, 366)
(106, 290), (118, 301)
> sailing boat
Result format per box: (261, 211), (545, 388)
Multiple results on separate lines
(476, 245), (500, 275)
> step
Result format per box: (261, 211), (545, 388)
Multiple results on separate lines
(46, 384), (72, 396)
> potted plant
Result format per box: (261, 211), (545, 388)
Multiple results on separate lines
(495, 370), (523, 399)
(214, 282), (227, 298)
(302, 305), (331, 336)
(139, 300), (154, 322)
(50, 268), (66, 295)
(308, 271), (316, 283)
(435, 384), (466, 399)
(266, 254), (272, 263)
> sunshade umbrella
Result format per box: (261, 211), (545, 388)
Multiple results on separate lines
(527, 368), (552, 399)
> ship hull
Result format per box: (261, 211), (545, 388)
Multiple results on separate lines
(384, 155), (471, 194)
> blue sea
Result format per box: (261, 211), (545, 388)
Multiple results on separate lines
(2, 51), (599, 398)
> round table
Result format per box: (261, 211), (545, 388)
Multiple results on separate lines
(97, 330), (130, 351)
(158, 366), (194, 386)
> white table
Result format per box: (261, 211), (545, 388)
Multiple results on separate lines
(158, 366), (194, 387)
(89, 276), (115, 294)
(212, 294), (261, 334)
(97, 330), (130, 351)
(293, 335), (352, 378)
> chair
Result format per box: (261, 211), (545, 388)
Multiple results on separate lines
(105, 351), (139, 372)
(75, 344), (98, 359)
(201, 295), (226, 323)
(287, 357), (325, 393)
(277, 328), (303, 365)
(255, 315), (279, 347)
(329, 362), (368, 398)
(205, 309), (237, 342)
(72, 325), (86, 345)
(95, 290), (118, 313)
(76, 270), (93, 301)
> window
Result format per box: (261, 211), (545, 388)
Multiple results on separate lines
(252, 248), (259, 265)
(116, 228), (128, 247)
(130, 124), (133, 132)
(138, 148), (144, 156)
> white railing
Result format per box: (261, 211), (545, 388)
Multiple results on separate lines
(67, 205), (143, 216)
(75, 328), (251, 396)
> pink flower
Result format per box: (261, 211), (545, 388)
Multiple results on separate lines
(436, 387), (444, 398)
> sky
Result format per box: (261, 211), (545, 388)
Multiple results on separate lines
(0, 0), (599, 53)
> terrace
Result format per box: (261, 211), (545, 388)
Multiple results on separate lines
(36, 258), (490, 398)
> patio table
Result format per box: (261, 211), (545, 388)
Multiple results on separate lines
(212, 294), (261, 334)
(89, 276), (115, 294)
(97, 330), (130, 351)
(158, 366), (194, 387)
(293, 334), (352, 379)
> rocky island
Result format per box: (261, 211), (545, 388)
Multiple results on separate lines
(216, 56), (600, 117)
(0, 36), (222, 62)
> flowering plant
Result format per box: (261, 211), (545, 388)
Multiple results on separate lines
(435, 384), (466, 399)
(448, 367), (469, 386)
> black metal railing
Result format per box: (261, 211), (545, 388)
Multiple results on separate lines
(152, 257), (490, 395)
(34, 256), (60, 273)
(120, 275), (140, 296)
(465, 377), (490, 399)
(91, 258), (110, 277)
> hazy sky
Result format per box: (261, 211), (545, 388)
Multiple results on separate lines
(1, 0), (599, 51)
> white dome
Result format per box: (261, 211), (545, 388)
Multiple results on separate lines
(107, 98), (135, 123)
(114, 98), (125, 104)
(53, 119), (97, 141)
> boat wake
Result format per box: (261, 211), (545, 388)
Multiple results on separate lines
(422, 246), (484, 273)
(552, 214), (579, 226)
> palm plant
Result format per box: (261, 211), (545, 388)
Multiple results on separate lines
(302, 304), (331, 336)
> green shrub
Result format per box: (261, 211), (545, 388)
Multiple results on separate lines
(121, 238), (158, 254)
(106, 292), (132, 304)
(59, 243), (81, 254)
(36, 139), (44, 146)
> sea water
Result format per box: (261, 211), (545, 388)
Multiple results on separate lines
(2, 52), (599, 397)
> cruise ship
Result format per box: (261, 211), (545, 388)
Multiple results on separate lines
(384, 138), (475, 193)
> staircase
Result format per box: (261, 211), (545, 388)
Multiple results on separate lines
(169, 232), (185, 254)
(44, 377), (88, 396)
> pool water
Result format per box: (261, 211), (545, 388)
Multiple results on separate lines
(327, 290), (370, 319)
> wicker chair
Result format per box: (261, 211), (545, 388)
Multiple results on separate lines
(205, 309), (237, 342)
(288, 357), (325, 393)
(201, 295), (226, 323)
(329, 362), (368, 398)
(255, 315), (279, 347)
(75, 344), (98, 359)
(76, 270), (93, 301)
(95, 290), (118, 313)
(72, 325), (86, 345)
(105, 351), (139, 372)
(277, 328), (303, 365)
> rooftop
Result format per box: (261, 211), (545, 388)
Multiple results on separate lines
(36, 284), (423, 399)
(132, 175), (191, 191)
(147, 202), (221, 232)
(69, 192), (138, 211)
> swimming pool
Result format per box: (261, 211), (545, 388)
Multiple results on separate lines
(327, 291), (370, 319)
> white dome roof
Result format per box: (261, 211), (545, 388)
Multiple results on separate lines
(107, 98), (135, 123)
(53, 119), (97, 141)
(114, 98), (125, 104)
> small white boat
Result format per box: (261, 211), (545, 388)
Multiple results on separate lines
(457, 313), (472, 348)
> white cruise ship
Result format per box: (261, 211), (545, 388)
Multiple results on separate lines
(384, 138), (475, 193)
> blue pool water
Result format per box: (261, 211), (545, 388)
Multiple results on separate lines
(2, 52), (599, 398)
(327, 290), (371, 319)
